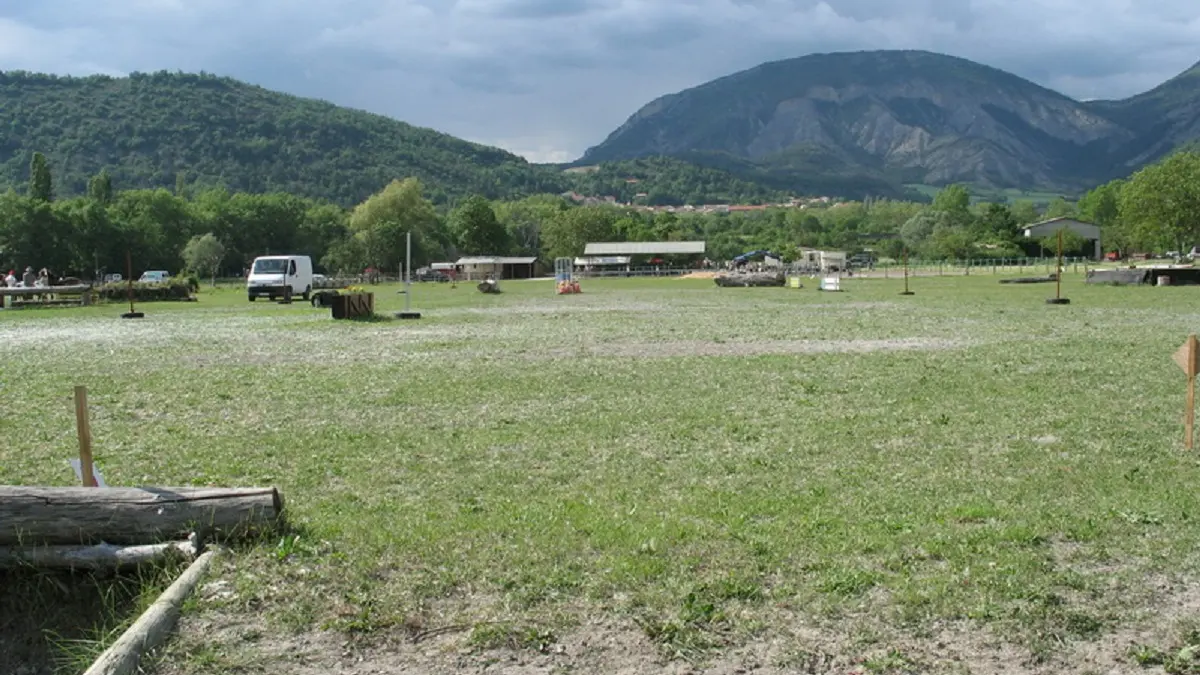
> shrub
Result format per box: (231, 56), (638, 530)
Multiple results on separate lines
(97, 279), (196, 303)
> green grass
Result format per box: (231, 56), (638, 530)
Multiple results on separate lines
(4, 274), (1200, 671)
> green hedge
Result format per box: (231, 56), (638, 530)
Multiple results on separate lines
(97, 279), (197, 302)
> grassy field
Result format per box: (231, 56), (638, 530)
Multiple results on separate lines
(4, 274), (1200, 674)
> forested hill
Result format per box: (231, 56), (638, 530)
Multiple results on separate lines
(0, 71), (566, 206)
(0, 70), (816, 208)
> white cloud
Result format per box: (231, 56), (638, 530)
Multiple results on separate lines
(0, 0), (1198, 162)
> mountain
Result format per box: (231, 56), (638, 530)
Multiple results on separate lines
(578, 50), (1200, 194)
(0, 70), (816, 207)
(0, 70), (566, 206)
(1084, 60), (1200, 170)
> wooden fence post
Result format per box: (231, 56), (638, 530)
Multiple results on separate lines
(74, 386), (98, 487)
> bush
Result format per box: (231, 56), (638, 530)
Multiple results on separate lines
(97, 279), (196, 302)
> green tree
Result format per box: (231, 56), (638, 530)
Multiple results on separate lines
(1077, 180), (1122, 228)
(1079, 179), (1125, 256)
(29, 152), (53, 202)
(87, 169), (113, 204)
(182, 232), (227, 286)
(348, 178), (447, 273)
(55, 197), (119, 278)
(1119, 151), (1200, 253)
(1010, 200), (1039, 225)
(1044, 197), (1077, 219)
(932, 184), (971, 227)
(494, 195), (568, 257)
(900, 211), (950, 252)
(542, 206), (617, 260)
(928, 224), (975, 260)
(976, 203), (1019, 241)
(451, 195), (509, 255)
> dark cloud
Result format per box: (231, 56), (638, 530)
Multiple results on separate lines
(1, 0), (1198, 162)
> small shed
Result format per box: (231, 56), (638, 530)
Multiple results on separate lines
(1023, 217), (1102, 260)
(455, 256), (538, 280)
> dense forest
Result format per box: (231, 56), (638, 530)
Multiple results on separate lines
(0, 71), (827, 208)
(2, 149), (1197, 282)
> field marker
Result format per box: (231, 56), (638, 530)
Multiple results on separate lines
(1046, 230), (1070, 305)
(396, 231), (421, 319)
(1174, 334), (1199, 449)
(73, 386), (99, 487)
(900, 247), (914, 295)
(121, 251), (145, 319)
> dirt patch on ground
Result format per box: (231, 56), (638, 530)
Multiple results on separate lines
(144, 566), (1200, 675)
(679, 272), (719, 280)
(148, 598), (1197, 675)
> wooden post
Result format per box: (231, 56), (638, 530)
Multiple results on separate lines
(74, 386), (98, 487)
(1189, 374), (1197, 451)
(1046, 230), (1071, 304)
(1056, 230), (1063, 299)
(126, 251), (135, 314)
(1175, 335), (1199, 449)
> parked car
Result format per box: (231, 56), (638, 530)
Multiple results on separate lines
(138, 270), (170, 283)
(416, 269), (450, 282)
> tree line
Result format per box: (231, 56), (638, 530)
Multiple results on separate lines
(2, 150), (1198, 280)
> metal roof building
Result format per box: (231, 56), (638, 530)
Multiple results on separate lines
(454, 256), (538, 265)
(583, 241), (706, 255)
(1022, 217), (1101, 260)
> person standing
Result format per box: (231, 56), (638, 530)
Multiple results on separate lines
(21, 267), (35, 287)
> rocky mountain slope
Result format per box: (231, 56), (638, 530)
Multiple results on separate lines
(578, 50), (1200, 193)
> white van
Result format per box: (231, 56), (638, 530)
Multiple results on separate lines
(247, 255), (313, 302)
(139, 270), (170, 283)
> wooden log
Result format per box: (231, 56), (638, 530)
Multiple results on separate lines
(83, 548), (219, 675)
(0, 538), (197, 571)
(714, 272), (786, 287)
(0, 486), (283, 546)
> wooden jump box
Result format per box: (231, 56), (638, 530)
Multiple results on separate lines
(0, 284), (92, 309)
(331, 292), (374, 319)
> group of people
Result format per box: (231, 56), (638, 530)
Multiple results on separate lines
(4, 266), (50, 288)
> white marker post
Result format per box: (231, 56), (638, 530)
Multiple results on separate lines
(396, 231), (421, 319)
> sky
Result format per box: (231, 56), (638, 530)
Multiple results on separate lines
(1, 0), (1198, 163)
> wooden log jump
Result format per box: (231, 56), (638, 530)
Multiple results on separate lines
(331, 292), (374, 319)
(0, 486), (283, 546)
(0, 538), (198, 571)
(83, 548), (220, 675)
